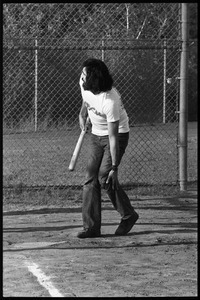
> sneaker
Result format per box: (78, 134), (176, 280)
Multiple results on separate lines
(115, 211), (139, 236)
(77, 228), (101, 238)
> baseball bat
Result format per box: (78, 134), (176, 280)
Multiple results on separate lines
(68, 117), (89, 171)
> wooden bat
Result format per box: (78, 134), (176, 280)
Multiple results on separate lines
(68, 117), (90, 171)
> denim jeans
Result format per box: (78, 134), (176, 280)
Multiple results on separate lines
(82, 132), (135, 231)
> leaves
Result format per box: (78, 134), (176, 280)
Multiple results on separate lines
(3, 3), (189, 41)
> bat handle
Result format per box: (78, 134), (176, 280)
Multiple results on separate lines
(68, 116), (90, 172)
(84, 116), (90, 130)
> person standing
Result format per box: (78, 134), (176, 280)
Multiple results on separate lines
(77, 58), (139, 238)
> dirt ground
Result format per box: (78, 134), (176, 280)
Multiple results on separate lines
(3, 187), (197, 297)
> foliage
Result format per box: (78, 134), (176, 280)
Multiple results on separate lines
(3, 3), (181, 42)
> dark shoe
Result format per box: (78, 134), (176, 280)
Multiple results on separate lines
(115, 211), (139, 236)
(77, 228), (101, 238)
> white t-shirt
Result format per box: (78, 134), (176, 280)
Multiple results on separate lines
(79, 77), (130, 136)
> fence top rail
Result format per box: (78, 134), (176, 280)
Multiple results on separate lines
(3, 38), (181, 50)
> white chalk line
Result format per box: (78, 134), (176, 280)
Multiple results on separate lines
(25, 261), (64, 297)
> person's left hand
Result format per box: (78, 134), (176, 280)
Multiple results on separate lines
(106, 170), (119, 190)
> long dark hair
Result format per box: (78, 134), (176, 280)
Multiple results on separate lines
(82, 58), (113, 94)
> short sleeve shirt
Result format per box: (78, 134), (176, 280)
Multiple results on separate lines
(79, 76), (130, 136)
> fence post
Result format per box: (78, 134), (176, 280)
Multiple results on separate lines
(179, 3), (189, 191)
(34, 38), (38, 132)
(125, 3), (130, 35)
(163, 38), (167, 123)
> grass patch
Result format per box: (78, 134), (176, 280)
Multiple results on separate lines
(3, 123), (197, 209)
(3, 186), (83, 211)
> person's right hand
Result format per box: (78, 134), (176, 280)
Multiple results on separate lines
(79, 115), (90, 132)
(79, 115), (86, 131)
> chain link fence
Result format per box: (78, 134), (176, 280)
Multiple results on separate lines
(3, 3), (182, 195)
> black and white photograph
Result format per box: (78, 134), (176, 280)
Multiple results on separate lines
(3, 3), (197, 297)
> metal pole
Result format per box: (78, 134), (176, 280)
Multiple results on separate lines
(34, 38), (38, 132)
(125, 4), (130, 35)
(179, 3), (189, 191)
(163, 39), (167, 123)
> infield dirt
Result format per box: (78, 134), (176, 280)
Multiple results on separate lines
(3, 187), (197, 297)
